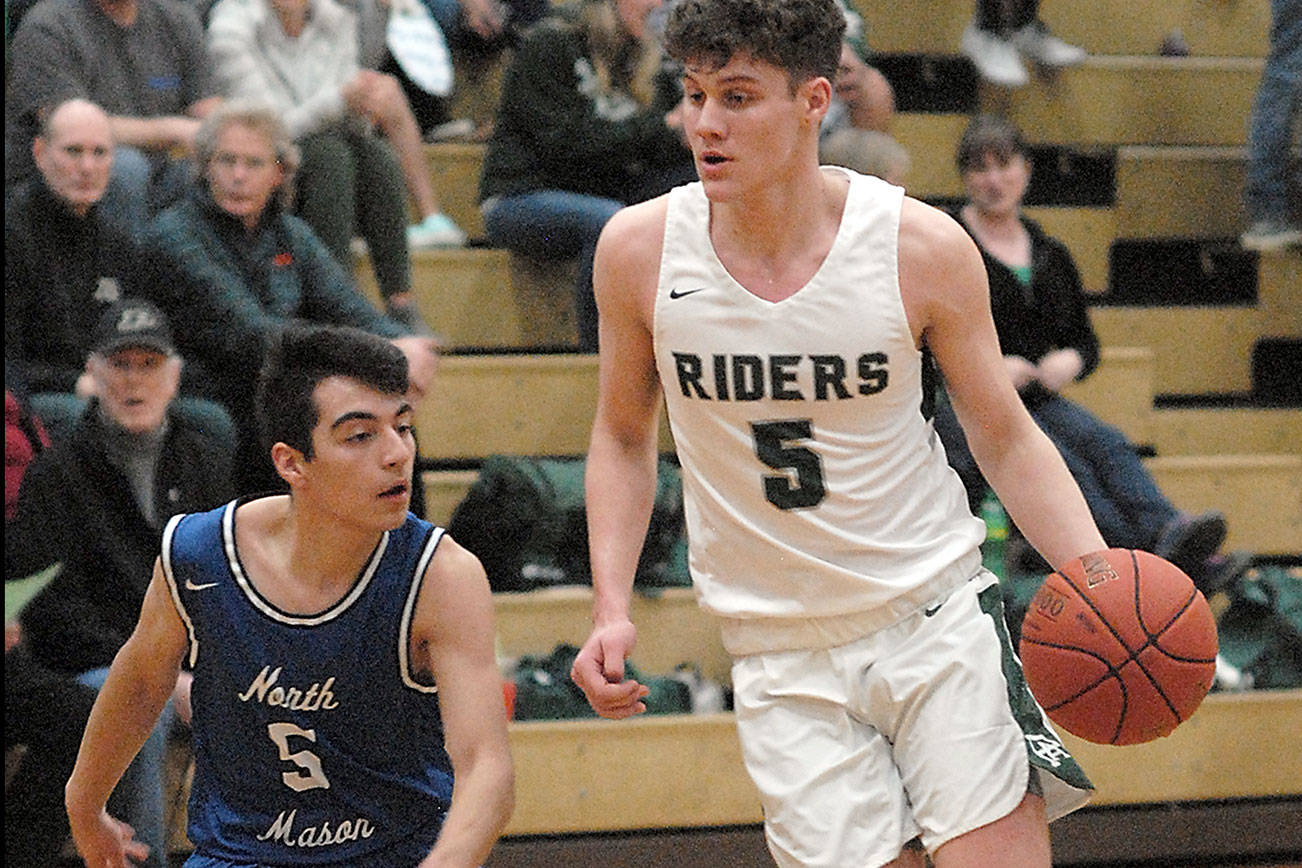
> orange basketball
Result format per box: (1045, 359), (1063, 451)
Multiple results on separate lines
(1019, 548), (1218, 745)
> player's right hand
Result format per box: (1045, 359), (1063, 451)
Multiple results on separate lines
(570, 619), (650, 719)
(68, 808), (150, 868)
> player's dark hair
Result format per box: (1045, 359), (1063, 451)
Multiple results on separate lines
(955, 113), (1030, 174)
(256, 323), (408, 459)
(663, 0), (845, 90)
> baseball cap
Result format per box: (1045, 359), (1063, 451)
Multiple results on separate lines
(91, 299), (175, 356)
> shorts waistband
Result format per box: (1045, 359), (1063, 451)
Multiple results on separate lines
(718, 551), (983, 657)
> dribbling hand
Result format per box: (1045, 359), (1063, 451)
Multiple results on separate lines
(570, 619), (650, 719)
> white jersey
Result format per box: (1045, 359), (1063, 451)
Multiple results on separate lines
(652, 168), (984, 655)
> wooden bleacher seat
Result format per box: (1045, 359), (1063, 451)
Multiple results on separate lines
(858, 0), (1271, 58)
(993, 56), (1263, 147)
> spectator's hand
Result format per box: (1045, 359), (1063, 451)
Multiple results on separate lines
(1036, 348), (1084, 393)
(392, 336), (440, 401)
(570, 619), (649, 719)
(67, 808), (150, 868)
(166, 116), (203, 153)
(172, 671), (194, 726)
(1003, 355), (1039, 391)
(461, 0), (505, 40)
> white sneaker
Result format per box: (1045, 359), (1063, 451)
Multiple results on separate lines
(962, 22), (1028, 88)
(1241, 219), (1302, 252)
(1013, 21), (1087, 68)
(424, 118), (477, 143)
(407, 213), (467, 249)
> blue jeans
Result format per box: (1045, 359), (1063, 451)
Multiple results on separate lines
(77, 667), (177, 868)
(100, 146), (196, 239)
(1245, 0), (1302, 223)
(482, 190), (623, 351)
(933, 392), (1177, 550)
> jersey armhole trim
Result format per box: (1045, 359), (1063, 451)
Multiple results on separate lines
(160, 513), (201, 669)
(399, 526), (446, 693)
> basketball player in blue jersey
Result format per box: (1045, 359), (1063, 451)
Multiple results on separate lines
(65, 324), (514, 867)
(570, 0), (1108, 866)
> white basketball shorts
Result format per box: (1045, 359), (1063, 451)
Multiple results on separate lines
(731, 571), (1093, 868)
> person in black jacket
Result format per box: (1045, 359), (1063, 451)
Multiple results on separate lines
(140, 100), (439, 495)
(10, 299), (235, 868)
(5, 99), (142, 441)
(933, 115), (1242, 593)
(478, 0), (695, 351)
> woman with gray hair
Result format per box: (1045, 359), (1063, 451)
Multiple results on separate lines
(139, 99), (439, 495)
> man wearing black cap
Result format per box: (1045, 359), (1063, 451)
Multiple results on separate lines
(8, 298), (234, 868)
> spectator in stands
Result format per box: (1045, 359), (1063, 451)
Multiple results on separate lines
(206, 0), (470, 324)
(6, 98), (137, 439)
(4, 379), (92, 868)
(9, 299), (235, 868)
(961, 0), (1084, 89)
(5, 97), (234, 445)
(933, 115), (1246, 594)
(1240, 0), (1300, 252)
(139, 100), (439, 493)
(822, 38), (896, 139)
(6, 0), (223, 235)
(478, 0), (695, 351)
(5, 608), (99, 868)
(821, 127), (911, 187)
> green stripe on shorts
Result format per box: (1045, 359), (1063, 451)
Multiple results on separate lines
(979, 582), (1094, 792)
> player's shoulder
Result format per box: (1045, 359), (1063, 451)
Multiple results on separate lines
(426, 531), (488, 587)
(898, 195), (972, 253)
(600, 193), (670, 254)
(898, 196), (984, 283)
(593, 194), (670, 307)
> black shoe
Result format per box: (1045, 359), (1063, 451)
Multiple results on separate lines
(1191, 551), (1252, 597)
(1154, 510), (1228, 575)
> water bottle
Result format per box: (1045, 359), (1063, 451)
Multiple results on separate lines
(980, 491), (1008, 580)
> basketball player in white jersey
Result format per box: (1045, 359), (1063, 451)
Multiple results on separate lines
(65, 324), (514, 868)
(570, 0), (1107, 865)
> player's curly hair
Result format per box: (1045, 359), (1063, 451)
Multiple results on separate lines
(663, 0), (845, 90)
(256, 323), (408, 459)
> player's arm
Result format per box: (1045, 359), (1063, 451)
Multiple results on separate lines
(412, 537), (514, 868)
(65, 558), (189, 868)
(570, 201), (667, 719)
(898, 198), (1105, 569)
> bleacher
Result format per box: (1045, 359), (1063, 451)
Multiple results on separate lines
(162, 0), (1302, 863)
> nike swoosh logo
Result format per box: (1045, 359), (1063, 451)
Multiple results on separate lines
(185, 579), (219, 591)
(924, 602), (943, 617)
(669, 287), (708, 299)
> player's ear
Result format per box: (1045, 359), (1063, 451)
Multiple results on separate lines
(801, 75), (833, 126)
(271, 441), (309, 487)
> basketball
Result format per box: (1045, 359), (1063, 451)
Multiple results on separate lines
(1019, 548), (1218, 746)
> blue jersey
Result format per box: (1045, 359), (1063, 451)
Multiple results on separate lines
(161, 498), (455, 866)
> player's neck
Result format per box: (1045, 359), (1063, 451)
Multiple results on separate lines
(241, 496), (385, 610)
(709, 167), (846, 301)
